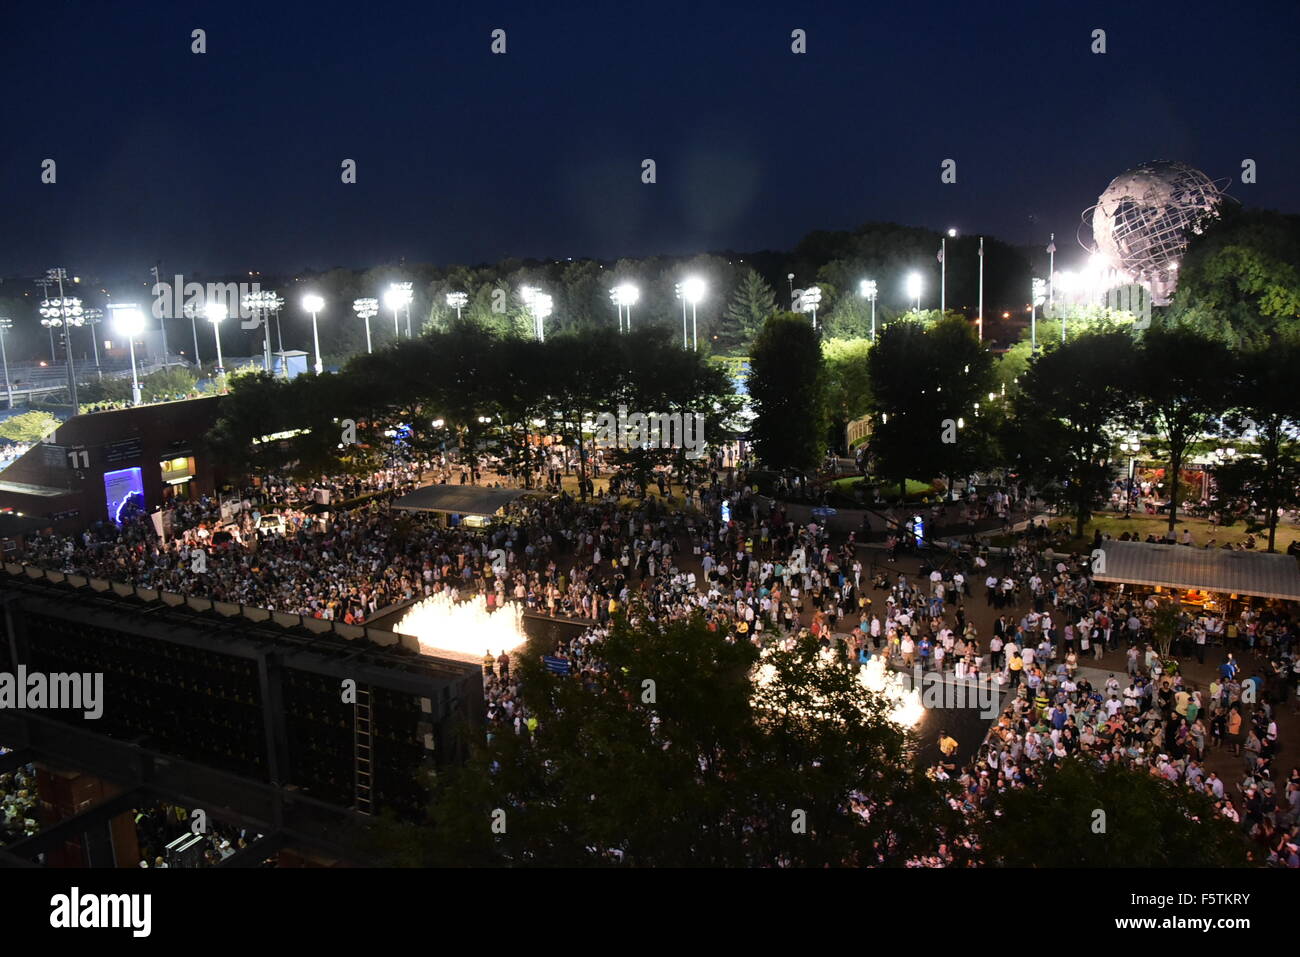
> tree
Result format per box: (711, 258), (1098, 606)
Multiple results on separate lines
(867, 315), (996, 500)
(1011, 331), (1138, 537)
(1216, 339), (1300, 551)
(977, 758), (1251, 867)
(1135, 327), (1235, 531)
(721, 268), (777, 351)
(0, 410), (59, 443)
(1169, 207), (1300, 347)
(747, 312), (828, 472)
(822, 338), (873, 445)
(415, 615), (956, 867)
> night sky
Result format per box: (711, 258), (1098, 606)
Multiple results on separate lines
(2, 0), (1296, 277)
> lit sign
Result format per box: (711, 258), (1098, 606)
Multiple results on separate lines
(105, 467), (145, 524)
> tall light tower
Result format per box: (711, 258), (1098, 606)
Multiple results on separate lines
(941, 228), (957, 314)
(386, 282), (413, 338)
(905, 272), (923, 313)
(181, 298), (204, 366)
(859, 280), (878, 342)
(977, 236), (985, 341)
(40, 270), (83, 413)
(610, 283), (639, 333)
(242, 290), (281, 371)
(302, 293), (325, 374)
(1030, 278), (1047, 353)
(0, 318), (13, 408)
(674, 282), (688, 348)
(353, 298), (378, 354)
(797, 285), (822, 329)
(446, 291), (468, 322)
(681, 276), (706, 352)
(82, 307), (104, 380)
(521, 287), (552, 342)
(205, 302), (228, 388)
(110, 304), (146, 406)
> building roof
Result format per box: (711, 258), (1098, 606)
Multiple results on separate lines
(1094, 540), (1300, 601)
(390, 484), (531, 516)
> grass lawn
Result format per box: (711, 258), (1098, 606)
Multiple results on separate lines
(1052, 512), (1300, 553)
(831, 476), (935, 497)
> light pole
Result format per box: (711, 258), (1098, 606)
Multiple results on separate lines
(242, 290), (284, 372)
(787, 273), (795, 311)
(1047, 233), (1057, 310)
(674, 282), (688, 348)
(446, 291), (468, 322)
(859, 279), (878, 342)
(682, 276), (705, 352)
(82, 308), (104, 380)
(1031, 278), (1046, 354)
(353, 298), (378, 354)
(386, 283), (413, 338)
(941, 228), (956, 314)
(1057, 270), (1078, 343)
(110, 305), (146, 406)
(977, 236), (984, 341)
(1119, 436), (1141, 517)
(149, 265), (171, 361)
(0, 318), (12, 408)
(205, 302), (227, 389)
(40, 271), (83, 413)
(905, 272), (922, 313)
(797, 285), (822, 329)
(610, 284), (639, 333)
(303, 293), (325, 374)
(181, 299), (203, 366)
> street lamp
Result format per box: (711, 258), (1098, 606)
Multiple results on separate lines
(610, 283), (639, 333)
(302, 293), (325, 374)
(859, 279), (878, 342)
(205, 301), (228, 387)
(353, 298), (378, 354)
(905, 272), (922, 312)
(385, 282), (414, 338)
(0, 318), (12, 408)
(941, 228), (957, 314)
(110, 304), (146, 406)
(446, 291), (468, 322)
(1119, 436), (1141, 516)
(681, 276), (706, 352)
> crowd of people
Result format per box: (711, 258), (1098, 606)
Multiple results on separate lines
(0, 749), (39, 845)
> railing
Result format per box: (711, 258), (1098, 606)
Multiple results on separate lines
(1, 561), (423, 654)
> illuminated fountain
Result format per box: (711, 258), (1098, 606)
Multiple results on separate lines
(394, 592), (527, 661)
(750, 647), (923, 730)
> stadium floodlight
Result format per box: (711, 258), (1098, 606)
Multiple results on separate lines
(610, 283), (639, 332)
(446, 291), (468, 321)
(859, 279), (878, 342)
(681, 277), (706, 351)
(353, 297), (379, 353)
(905, 272), (923, 311)
(797, 285), (823, 329)
(385, 282), (414, 337)
(204, 302), (228, 378)
(110, 304), (146, 404)
(302, 294), (325, 373)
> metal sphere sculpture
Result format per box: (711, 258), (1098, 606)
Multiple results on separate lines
(1085, 161), (1224, 302)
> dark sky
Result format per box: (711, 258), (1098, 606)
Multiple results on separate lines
(2, 0), (1296, 278)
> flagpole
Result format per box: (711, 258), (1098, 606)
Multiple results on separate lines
(977, 237), (984, 342)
